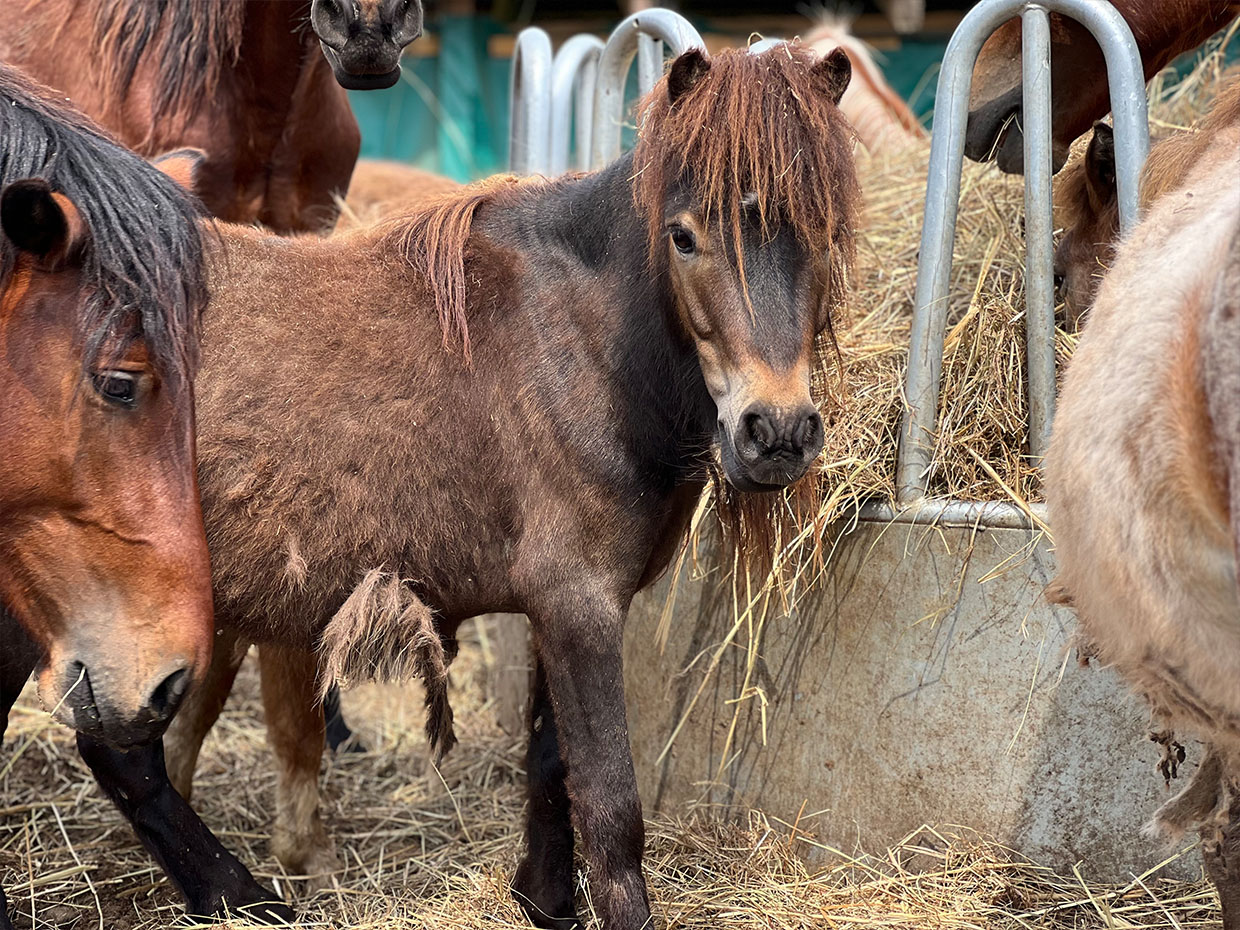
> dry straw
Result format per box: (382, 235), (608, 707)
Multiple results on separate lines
(0, 635), (1218, 929)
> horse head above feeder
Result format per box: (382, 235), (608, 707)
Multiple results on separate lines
(965, 0), (1237, 173)
(310, 0), (425, 90)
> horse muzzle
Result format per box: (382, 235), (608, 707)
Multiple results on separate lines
(719, 402), (824, 492)
(37, 648), (195, 748)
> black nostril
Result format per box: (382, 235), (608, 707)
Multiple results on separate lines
(796, 410), (823, 454)
(744, 411), (776, 453)
(147, 667), (191, 721)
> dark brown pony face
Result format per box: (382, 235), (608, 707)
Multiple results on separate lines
(311, 0), (423, 90)
(1054, 123), (1119, 325)
(636, 47), (860, 492)
(664, 191), (830, 490)
(0, 181), (213, 747)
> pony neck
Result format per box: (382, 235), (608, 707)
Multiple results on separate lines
(528, 151), (718, 480)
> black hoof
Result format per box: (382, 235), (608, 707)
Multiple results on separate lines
(188, 886), (295, 925)
(1, 886), (14, 930)
(513, 859), (580, 929)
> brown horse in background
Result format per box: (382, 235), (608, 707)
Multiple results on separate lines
(966, 0), (1239, 173)
(1046, 83), (1240, 923)
(1055, 78), (1240, 321)
(0, 0), (422, 233)
(0, 45), (860, 929)
(0, 66), (272, 929)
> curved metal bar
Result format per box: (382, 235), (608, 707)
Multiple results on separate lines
(637, 35), (664, 97)
(747, 37), (786, 54)
(550, 34), (605, 176)
(894, 0), (1148, 505)
(509, 27), (553, 176)
(590, 9), (706, 170)
(1022, 5), (1056, 459)
(859, 498), (1047, 531)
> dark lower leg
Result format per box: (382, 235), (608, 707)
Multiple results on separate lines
(0, 611), (39, 930)
(1204, 791), (1240, 930)
(76, 734), (293, 924)
(531, 600), (650, 930)
(512, 660), (578, 929)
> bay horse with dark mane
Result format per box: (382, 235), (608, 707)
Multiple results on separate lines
(0, 65), (250, 929)
(966, 0), (1239, 173)
(0, 46), (860, 928)
(0, 0), (423, 232)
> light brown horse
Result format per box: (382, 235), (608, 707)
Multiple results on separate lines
(0, 66), (236, 928)
(1055, 78), (1240, 321)
(966, 0), (1239, 173)
(0, 45), (861, 929)
(0, 0), (421, 233)
(1046, 82), (1240, 926)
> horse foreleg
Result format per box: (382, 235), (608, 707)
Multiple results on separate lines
(512, 657), (579, 929)
(75, 734), (293, 924)
(1204, 789), (1240, 929)
(257, 643), (341, 882)
(163, 625), (247, 800)
(527, 594), (651, 930)
(0, 610), (39, 930)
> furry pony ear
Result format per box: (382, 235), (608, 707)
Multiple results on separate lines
(813, 47), (852, 106)
(1085, 122), (1117, 202)
(152, 148), (207, 197)
(1, 179), (88, 269)
(667, 48), (711, 105)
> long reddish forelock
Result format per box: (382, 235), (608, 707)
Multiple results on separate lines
(633, 45), (861, 319)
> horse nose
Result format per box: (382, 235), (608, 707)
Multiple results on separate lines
(387, 0), (424, 43)
(146, 666), (192, 724)
(310, 0), (354, 48)
(60, 660), (193, 743)
(737, 404), (824, 465)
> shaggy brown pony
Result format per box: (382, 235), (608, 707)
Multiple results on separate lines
(1055, 78), (1240, 322)
(0, 46), (860, 928)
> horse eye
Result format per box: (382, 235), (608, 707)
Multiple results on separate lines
(92, 371), (138, 407)
(670, 227), (697, 256)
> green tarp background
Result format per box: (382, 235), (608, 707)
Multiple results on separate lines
(349, 16), (1238, 184)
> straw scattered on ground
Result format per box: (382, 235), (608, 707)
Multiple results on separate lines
(0, 631), (1220, 929)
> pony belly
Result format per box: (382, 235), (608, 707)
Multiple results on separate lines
(1070, 512), (1240, 752)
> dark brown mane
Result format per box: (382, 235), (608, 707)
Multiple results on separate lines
(633, 45), (861, 318)
(380, 174), (549, 361)
(0, 64), (209, 396)
(94, 0), (251, 135)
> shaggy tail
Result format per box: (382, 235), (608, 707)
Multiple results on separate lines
(318, 570), (457, 761)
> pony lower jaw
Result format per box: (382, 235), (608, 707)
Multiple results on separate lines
(320, 46), (402, 91)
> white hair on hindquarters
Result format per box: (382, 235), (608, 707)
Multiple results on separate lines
(317, 569), (456, 760)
